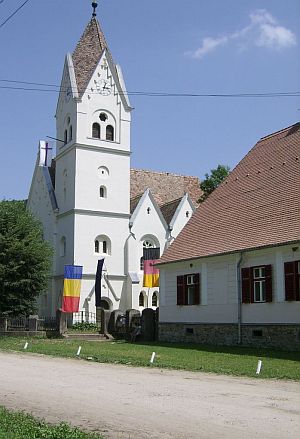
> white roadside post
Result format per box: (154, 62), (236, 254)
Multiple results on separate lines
(76, 346), (82, 356)
(23, 342), (28, 350)
(256, 359), (262, 375)
(150, 352), (156, 364)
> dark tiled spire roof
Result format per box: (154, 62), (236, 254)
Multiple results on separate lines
(72, 17), (109, 97)
(160, 123), (300, 264)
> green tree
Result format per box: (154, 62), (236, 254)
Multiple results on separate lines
(199, 165), (230, 203)
(0, 200), (52, 316)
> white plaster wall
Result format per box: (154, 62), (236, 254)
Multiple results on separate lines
(160, 256), (237, 323)
(171, 197), (195, 239)
(241, 245), (300, 323)
(73, 213), (129, 275)
(55, 148), (76, 214)
(74, 148), (130, 213)
(55, 214), (75, 275)
(159, 244), (300, 325)
(75, 52), (131, 152)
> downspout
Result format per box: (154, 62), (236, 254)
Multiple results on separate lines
(237, 252), (243, 344)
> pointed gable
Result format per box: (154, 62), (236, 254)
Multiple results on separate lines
(160, 123), (300, 264)
(72, 17), (109, 97)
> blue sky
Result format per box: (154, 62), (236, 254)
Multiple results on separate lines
(0, 0), (299, 200)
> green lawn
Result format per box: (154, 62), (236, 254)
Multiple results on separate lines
(0, 406), (103, 439)
(0, 336), (299, 380)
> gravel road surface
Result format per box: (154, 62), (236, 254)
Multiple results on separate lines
(0, 352), (299, 439)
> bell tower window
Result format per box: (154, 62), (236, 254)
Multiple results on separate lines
(92, 123), (100, 139)
(64, 130), (68, 145)
(69, 125), (72, 142)
(99, 186), (107, 198)
(106, 125), (114, 141)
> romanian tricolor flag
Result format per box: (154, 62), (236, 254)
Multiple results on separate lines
(62, 265), (83, 313)
(143, 248), (160, 288)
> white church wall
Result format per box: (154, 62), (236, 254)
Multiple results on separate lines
(75, 52), (131, 152)
(171, 197), (195, 239)
(55, 148), (76, 214)
(74, 148), (130, 213)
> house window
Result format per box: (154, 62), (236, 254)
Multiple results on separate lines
(241, 265), (272, 303)
(95, 240), (99, 253)
(103, 240), (107, 254)
(152, 292), (158, 307)
(139, 292), (145, 307)
(106, 125), (114, 141)
(177, 274), (200, 306)
(284, 261), (300, 301)
(99, 186), (107, 198)
(92, 122), (100, 139)
(253, 267), (266, 302)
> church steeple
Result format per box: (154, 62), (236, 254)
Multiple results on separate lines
(72, 16), (109, 97)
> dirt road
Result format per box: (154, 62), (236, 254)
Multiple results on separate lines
(0, 352), (299, 439)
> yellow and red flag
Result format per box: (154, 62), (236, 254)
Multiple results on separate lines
(62, 265), (83, 313)
(143, 248), (160, 288)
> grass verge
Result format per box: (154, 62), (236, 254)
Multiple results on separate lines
(0, 406), (103, 439)
(0, 337), (299, 380)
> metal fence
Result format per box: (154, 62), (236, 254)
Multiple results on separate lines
(6, 317), (29, 331)
(72, 312), (97, 324)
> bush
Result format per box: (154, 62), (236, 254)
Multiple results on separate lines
(71, 322), (99, 332)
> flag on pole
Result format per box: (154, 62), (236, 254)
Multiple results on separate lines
(62, 265), (83, 313)
(95, 258), (105, 307)
(39, 140), (53, 167)
(143, 248), (160, 288)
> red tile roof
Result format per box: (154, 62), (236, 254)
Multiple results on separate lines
(159, 123), (300, 264)
(130, 169), (201, 206)
(72, 17), (108, 97)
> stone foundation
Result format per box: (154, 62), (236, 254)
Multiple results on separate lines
(159, 323), (300, 351)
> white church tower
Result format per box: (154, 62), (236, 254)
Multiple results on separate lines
(53, 2), (132, 313)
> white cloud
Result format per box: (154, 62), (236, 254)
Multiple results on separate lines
(188, 9), (296, 60)
(257, 24), (296, 49)
(190, 36), (228, 59)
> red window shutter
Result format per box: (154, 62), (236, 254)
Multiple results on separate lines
(194, 273), (200, 305)
(265, 264), (273, 302)
(241, 267), (251, 303)
(177, 276), (185, 305)
(284, 262), (297, 301)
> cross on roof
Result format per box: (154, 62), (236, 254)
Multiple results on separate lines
(92, 1), (98, 17)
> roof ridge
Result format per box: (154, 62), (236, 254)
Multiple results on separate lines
(161, 197), (183, 207)
(259, 122), (300, 142)
(131, 168), (199, 179)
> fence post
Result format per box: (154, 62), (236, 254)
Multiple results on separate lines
(28, 315), (39, 332)
(0, 317), (7, 332)
(56, 309), (67, 335)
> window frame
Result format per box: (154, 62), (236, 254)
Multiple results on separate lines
(284, 260), (300, 301)
(177, 273), (200, 306)
(241, 265), (272, 303)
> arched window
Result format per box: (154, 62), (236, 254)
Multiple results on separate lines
(139, 292), (145, 307)
(69, 125), (72, 142)
(64, 130), (68, 145)
(94, 235), (111, 255)
(106, 125), (114, 141)
(152, 292), (159, 307)
(92, 123), (100, 139)
(99, 186), (107, 198)
(140, 257), (144, 271)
